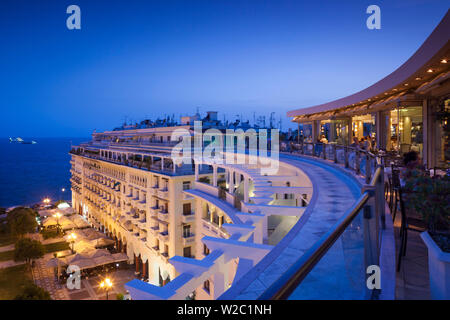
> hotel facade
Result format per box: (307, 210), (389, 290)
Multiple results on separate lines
(70, 120), (312, 299)
(69, 12), (448, 300)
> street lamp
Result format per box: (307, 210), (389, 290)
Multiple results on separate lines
(60, 188), (66, 200)
(100, 278), (113, 300)
(43, 198), (51, 205)
(53, 212), (62, 234)
(68, 232), (77, 253)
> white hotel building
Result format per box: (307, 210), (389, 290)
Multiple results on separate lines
(68, 12), (449, 300)
(70, 118), (312, 300)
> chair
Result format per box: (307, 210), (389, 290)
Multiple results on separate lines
(396, 188), (427, 272)
(390, 167), (401, 222)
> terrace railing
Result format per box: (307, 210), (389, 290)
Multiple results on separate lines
(288, 142), (400, 183)
(259, 145), (387, 300)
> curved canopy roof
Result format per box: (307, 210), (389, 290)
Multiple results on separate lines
(288, 10), (450, 120)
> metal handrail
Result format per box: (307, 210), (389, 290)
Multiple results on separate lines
(258, 164), (383, 300)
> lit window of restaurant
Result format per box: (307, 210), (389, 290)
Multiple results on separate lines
(386, 106), (423, 156)
(434, 98), (449, 168)
(319, 119), (351, 145)
(351, 114), (376, 141)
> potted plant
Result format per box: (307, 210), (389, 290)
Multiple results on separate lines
(403, 172), (450, 299)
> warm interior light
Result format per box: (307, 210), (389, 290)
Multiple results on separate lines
(404, 83), (408, 86)
(415, 77), (422, 80)
(427, 69), (433, 73)
(441, 59), (447, 64)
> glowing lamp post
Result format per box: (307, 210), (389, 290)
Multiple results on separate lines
(100, 278), (113, 300)
(53, 212), (62, 234)
(68, 232), (77, 253)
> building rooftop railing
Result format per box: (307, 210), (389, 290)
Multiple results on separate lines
(69, 147), (214, 177)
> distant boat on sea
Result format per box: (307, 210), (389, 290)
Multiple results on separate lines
(9, 137), (37, 144)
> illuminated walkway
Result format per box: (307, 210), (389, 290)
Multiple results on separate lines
(221, 154), (363, 299)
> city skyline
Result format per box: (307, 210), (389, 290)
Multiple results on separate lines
(1, 0), (449, 137)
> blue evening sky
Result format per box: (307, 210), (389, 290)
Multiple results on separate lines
(0, 0), (448, 137)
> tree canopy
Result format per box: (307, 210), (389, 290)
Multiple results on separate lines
(14, 283), (51, 300)
(7, 207), (38, 237)
(14, 238), (45, 264)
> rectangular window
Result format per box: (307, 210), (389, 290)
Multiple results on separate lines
(301, 194), (307, 207)
(183, 203), (191, 215)
(183, 181), (191, 190)
(203, 280), (210, 294)
(213, 214), (219, 225)
(183, 225), (191, 237)
(203, 244), (210, 256)
(183, 246), (191, 258)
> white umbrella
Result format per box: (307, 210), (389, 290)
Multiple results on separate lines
(69, 215), (90, 228)
(111, 252), (129, 262)
(93, 255), (115, 267)
(42, 216), (57, 227)
(87, 249), (110, 259)
(75, 258), (97, 270)
(83, 228), (105, 240)
(64, 253), (89, 265)
(73, 240), (96, 253)
(92, 238), (115, 248)
(46, 257), (67, 268)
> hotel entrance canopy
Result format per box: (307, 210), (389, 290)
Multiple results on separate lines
(287, 11), (450, 122)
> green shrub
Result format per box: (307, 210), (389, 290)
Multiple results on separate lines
(7, 207), (38, 237)
(404, 172), (450, 233)
(14, 283), (51, 300)
(14, 238), (45, 264)
(116, 293), (124, 300)
(40, 228), (59, 240)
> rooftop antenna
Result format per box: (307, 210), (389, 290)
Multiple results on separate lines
(269, 112), (275, 129)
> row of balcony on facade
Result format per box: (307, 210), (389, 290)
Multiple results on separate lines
(70, 146), (215, 176)
(81, 177), (197, 259)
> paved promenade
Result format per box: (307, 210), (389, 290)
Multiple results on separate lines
(31, 253), (69, 300)
(31, 252), (135, 300)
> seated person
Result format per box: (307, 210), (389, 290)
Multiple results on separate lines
(402, 150), (425, 181)
(319, 135), (328, 144)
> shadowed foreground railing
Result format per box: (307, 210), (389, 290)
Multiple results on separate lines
(258, 153), (386, 300)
